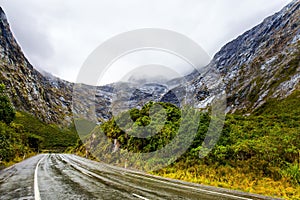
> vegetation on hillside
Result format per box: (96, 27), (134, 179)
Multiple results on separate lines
(101, 101), (182, 153)
(155, 90), (300, 199)
(75, 89), (300, 199)
(0, 84), (79, 168)
(1, 79), (299, 198)
(0, 84), (15, 124)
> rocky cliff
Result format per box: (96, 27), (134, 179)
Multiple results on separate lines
(208, 0), (300, 113)
(0, 7), (73, 124)
(166, 0), (300, 114)
(0, 0), (299, 125)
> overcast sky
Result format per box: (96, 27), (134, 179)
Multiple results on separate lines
(0, 0), (292, 84)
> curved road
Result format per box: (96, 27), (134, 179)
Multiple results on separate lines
(0, 154), (278, 200)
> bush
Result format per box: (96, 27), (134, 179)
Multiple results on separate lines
(0, 83), (15, 124)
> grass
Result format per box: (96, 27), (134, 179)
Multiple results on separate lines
(0, 111), (79, 168)
(13, 111), (79, 151)
(154, 164), (300, 199)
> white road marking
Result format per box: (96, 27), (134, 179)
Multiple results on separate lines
(132, 193), (149, 200)
(34, 155), (45, 200)
(62, 154), (253, 200)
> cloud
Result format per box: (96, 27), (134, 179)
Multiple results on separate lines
(0, 0), (292, 84)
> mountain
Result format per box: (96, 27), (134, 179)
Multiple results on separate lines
(0, 1), (299, 125)
(119, 0), (300, 115)
(163, 0), (300, 114)
(0, 7), (73, 125)
(209, 0), (300, 113)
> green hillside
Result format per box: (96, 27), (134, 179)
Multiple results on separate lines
(75, 89), (300, 199)
(0, 111), (79, 168)
(0, 84), (79, 167)
(155, 89), (300, 199)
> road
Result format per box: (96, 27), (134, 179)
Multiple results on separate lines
(0, 154), (277, 200)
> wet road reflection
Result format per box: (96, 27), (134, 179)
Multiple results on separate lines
(0, 154), (275, 200)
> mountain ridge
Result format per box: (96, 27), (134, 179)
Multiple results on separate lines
(201, 0), (299, 113)
(0, 1), (299, 124)
(0, 7), (73, 124)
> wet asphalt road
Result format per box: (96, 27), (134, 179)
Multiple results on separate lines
(0, 154), (277, 200)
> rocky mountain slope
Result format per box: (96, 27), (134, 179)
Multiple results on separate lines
(210, 0), (300, 113)
(120, 0), (300, 114)
(161, 0), (300, 114)
(0, 0), (299, 125)
(0, 8), (72, 123)
(0, 7), (74, 124)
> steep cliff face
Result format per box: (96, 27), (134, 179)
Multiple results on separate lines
(0, 1), (299, 125)
(0, 7), (73, 124)
(206, 0), (300, 113)
(142, 0), (300, 114)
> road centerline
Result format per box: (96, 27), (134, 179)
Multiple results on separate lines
(34, 155), (46, 200)
(132, 193), (149, 200)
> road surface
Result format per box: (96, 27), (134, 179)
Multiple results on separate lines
(0, 154), (278, 200)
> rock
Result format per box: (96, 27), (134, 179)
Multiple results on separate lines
(0, 0), (299, 125)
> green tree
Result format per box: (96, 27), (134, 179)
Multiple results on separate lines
(0, 83), (15, 124)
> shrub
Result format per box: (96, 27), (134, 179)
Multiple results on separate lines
(0, 83), (15, 124)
